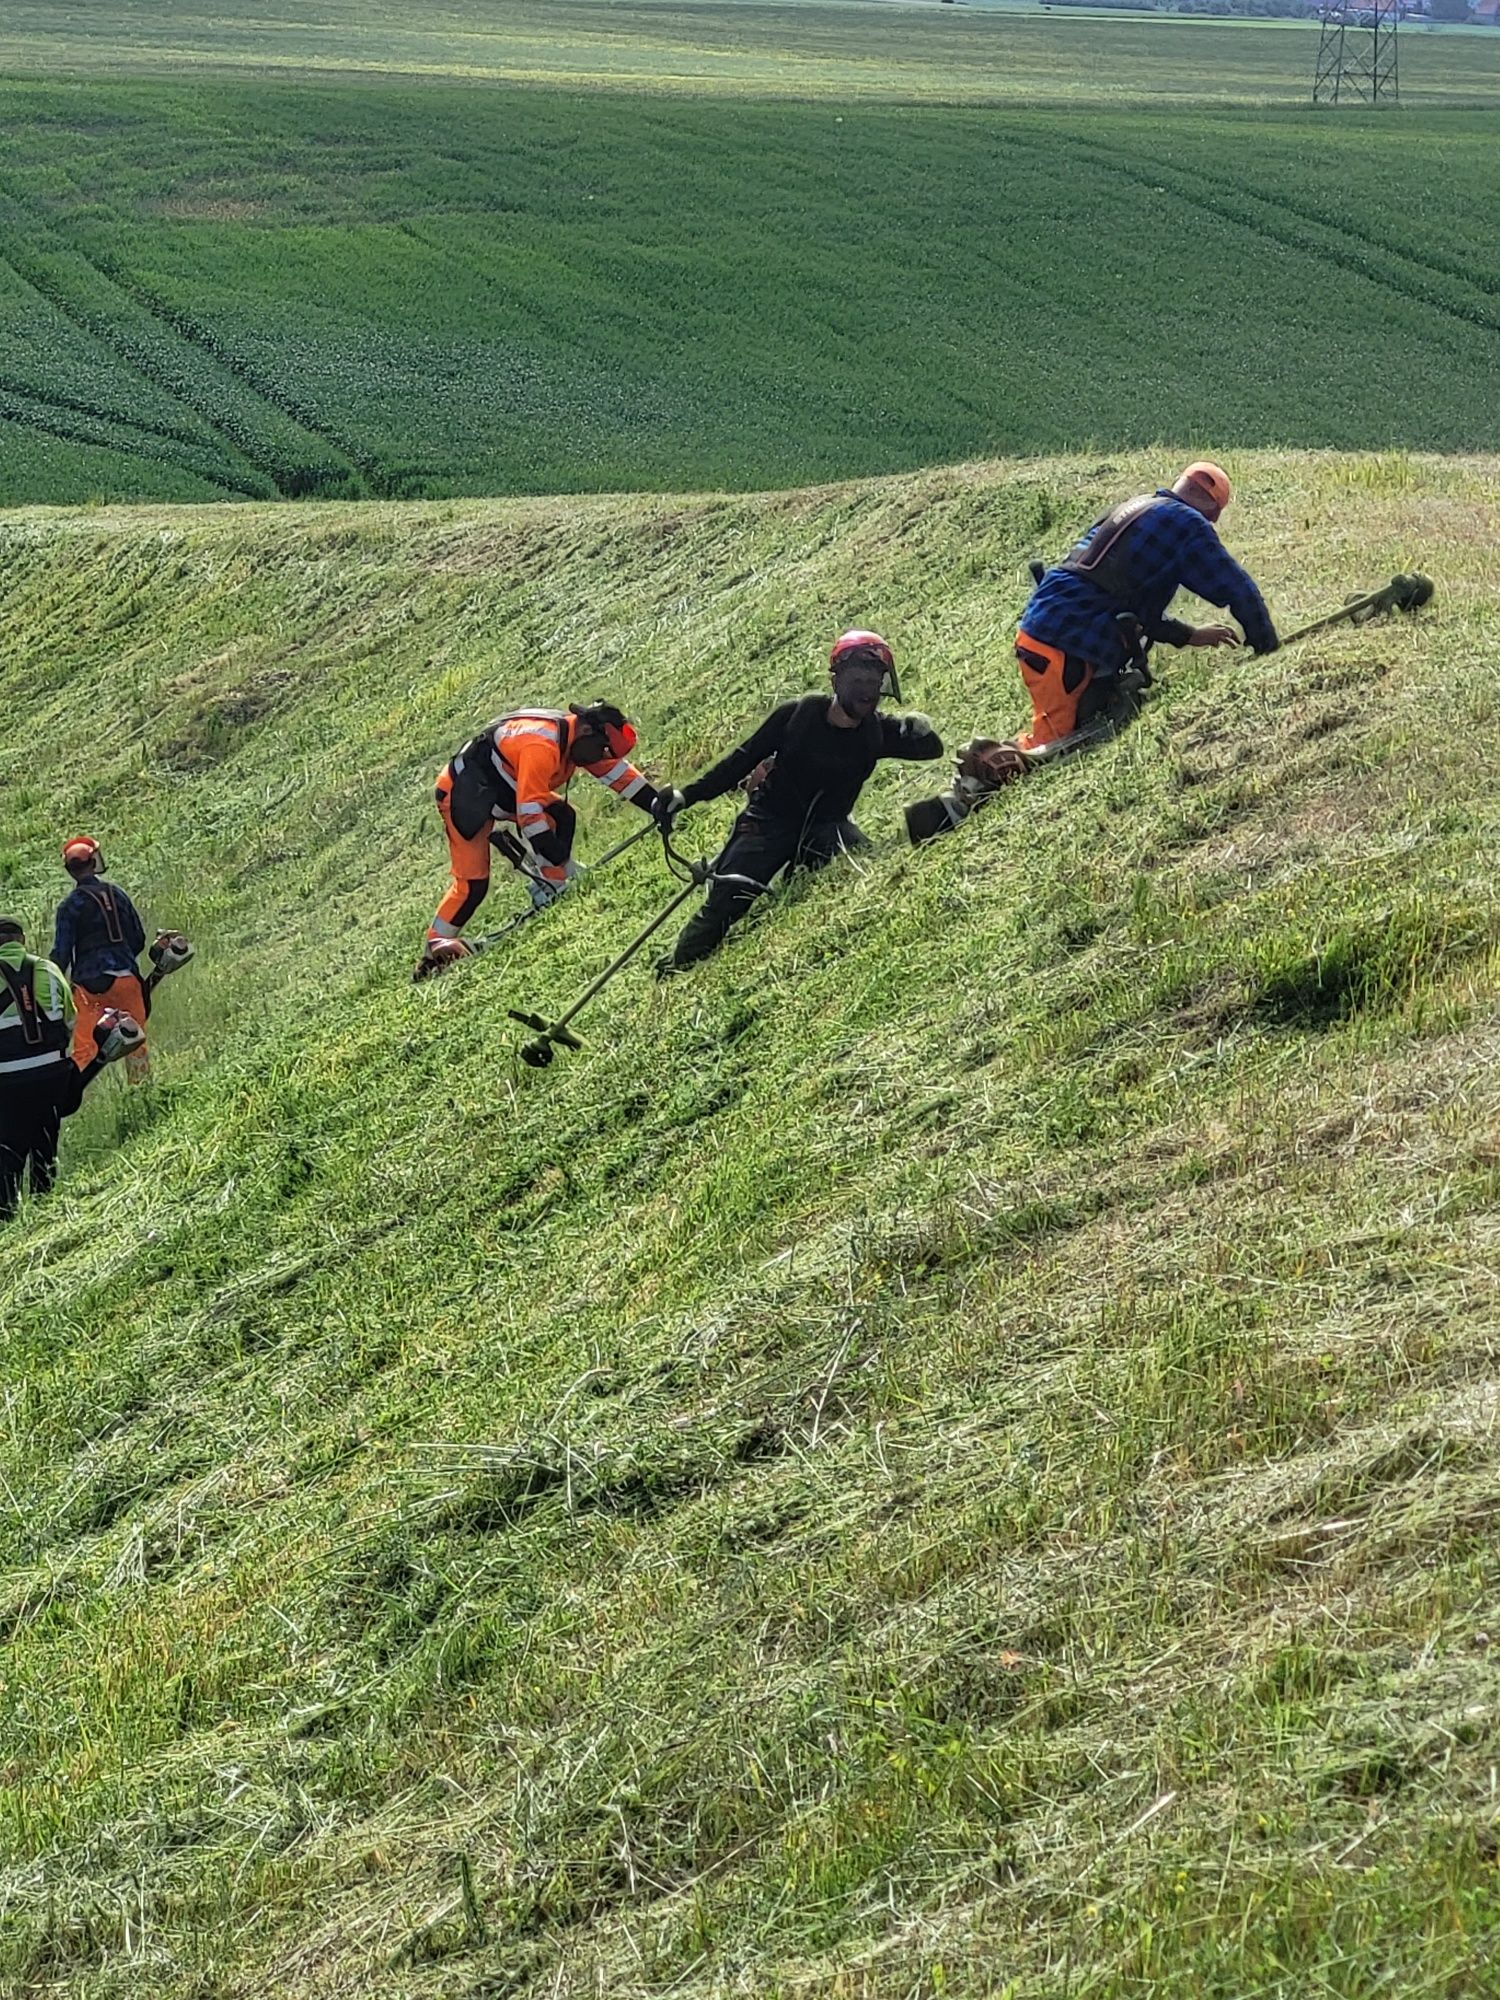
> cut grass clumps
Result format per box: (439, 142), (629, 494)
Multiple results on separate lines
(1250, 898), (1495, 1030)
(0, 450), (1498, 1995)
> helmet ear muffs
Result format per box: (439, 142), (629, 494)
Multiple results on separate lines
(572, 702), (635, 760)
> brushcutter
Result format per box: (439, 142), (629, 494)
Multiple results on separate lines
(141, 930), (194, 1014)
(507, 826), (765, 1068)
(417, 818), (659, 979)
(1276, 571), (1433, 651)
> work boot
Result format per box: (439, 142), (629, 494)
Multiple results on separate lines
(413, 937), (472, 982)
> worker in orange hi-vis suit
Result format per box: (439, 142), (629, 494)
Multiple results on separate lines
(415, 701), (666, 979)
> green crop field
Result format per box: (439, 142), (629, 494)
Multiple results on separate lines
(5, 5), (1500, 1996)
(2, 449), (1499, 1996)
(0, 1), (1495, 504)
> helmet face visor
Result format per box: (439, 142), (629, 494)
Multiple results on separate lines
(603, 719), (638, 760)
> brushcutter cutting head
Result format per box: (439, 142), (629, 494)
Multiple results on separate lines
(1352, 573), (1436, 622)
(508, 1009), (583, 1067)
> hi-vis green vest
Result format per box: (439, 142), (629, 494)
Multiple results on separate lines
(0, 948), (72, 1075)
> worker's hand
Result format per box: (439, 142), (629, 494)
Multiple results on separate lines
(1187, 623), (1240, 648)
(652, 787), (687, 827)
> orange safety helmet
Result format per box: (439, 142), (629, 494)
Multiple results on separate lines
(62, 835), (103, 873)
(570, 701), (637, 761)
(1174, 461), (1233, 522)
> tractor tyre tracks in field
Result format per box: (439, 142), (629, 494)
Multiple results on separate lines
(0, 383), (263, 500)
(1047, 131), (1500, 353)
(0, 174), (379, 500)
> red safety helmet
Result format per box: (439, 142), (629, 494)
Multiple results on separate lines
(830, 629), (894, 676)
(830, 629), (900, 700)
(62, 835), (102, 872)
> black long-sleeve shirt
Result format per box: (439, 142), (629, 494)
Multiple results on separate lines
(684, 696), (943, 828)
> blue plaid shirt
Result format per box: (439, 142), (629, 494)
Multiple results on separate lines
(1020, 490), (1278, 670)
(51, 879), (146, 988)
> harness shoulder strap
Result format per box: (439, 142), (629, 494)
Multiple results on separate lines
(0, 956), (45, 1047)
(80, 880), (126, 945)
(1061, 494), (1165, 582)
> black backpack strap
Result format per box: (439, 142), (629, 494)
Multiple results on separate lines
(1059, 494), (1169, 609)
(81, 880), (126, 945)
(0, 955), (44, 1047)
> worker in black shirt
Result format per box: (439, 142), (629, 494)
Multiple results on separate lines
(654, 630), (942, 973)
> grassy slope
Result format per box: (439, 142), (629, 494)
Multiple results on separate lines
(2, 450), (1499, 1997)
(0, 3), (1497, 504)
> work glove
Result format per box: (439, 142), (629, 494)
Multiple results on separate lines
(890, 713), (943, 757)
(652, 787), (687, 827)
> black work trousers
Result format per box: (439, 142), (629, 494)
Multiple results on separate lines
(0, 1064), (80, 1221)
(668, 812), (868, 969)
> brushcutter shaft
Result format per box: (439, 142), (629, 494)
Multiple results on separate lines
(1276, 572), (1433, 650)
(509, 879), (701, 1064)
(586, 818), (657, 873)
(550, 883), (699, 1034)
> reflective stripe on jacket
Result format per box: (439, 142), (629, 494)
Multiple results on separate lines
(0, 944), (74, 1075)
(449, 710), (655, 855)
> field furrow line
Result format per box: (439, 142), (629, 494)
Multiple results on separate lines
(1077, 130), (1500, 318)
(0, 362), (246, 459)
(0, 390), (265, 497)
(0, 219), (278, 496)
(82, 246), (384, 495)
(1054, 132), (1500, 350)
(0, 178), (367, 499)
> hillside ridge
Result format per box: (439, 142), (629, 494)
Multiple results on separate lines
(1, 449), (1498, 1998)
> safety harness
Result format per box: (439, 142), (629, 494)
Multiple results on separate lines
(1059, 494), (1167, 607)
(78, 879), (126, 946)
(0, 955), (69, 1072)
(1057, 493), (1174, 671)
(448, 711), (572, 841)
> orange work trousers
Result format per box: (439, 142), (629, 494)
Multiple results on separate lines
(1014, 629), (1109, 752)
(72, 971), (150, 1082)
(430, 766), (496, 937)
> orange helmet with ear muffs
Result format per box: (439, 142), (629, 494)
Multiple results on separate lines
(570, 701), (637, 760)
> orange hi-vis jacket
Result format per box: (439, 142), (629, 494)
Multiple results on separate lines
(451, 710), (657, 884)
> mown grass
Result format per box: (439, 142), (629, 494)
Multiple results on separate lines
(0, 2), (1496, 504)
(1, 449), (1497, 1996)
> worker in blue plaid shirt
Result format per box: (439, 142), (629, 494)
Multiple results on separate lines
(1014, 460), (1279, 753)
